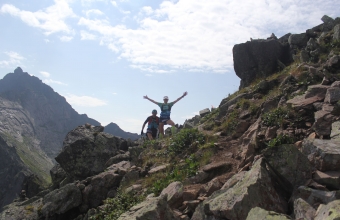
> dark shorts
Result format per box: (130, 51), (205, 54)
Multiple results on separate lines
(147, 128), (158, 138)
(160, 116), (170, 124)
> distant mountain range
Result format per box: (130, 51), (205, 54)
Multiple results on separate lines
(0, 67), (139, 209)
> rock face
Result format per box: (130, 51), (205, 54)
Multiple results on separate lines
(55, 125), (122, 179)
(193, 158), (288, 220)
(0, 67), (101, 159)
(0, 97), (54, 209)
(233, 39), (291, 88)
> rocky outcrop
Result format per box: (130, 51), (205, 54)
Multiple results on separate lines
(233, 39), (291, 88)
(192, 158), (288, 220)
(55, 124), (126, 179)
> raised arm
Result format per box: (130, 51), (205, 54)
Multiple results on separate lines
(172, 91), (188, 104)
(143, 95), (158, 105)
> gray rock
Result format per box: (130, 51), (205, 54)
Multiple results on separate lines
(199, 108), (210, 117)
(81, 170), (123, 209)
(300, 50), (310, 62)
(293, 198), (315, 220)
(262, 144), (314, 188)
(105, 152), (131, 167)
(325, 87), (340, 103)
(218, 93), (252, 118)
(314, 200), (340, 219)
(41, 183), (82, 217)
(291, 186), (340, 209)
(221, 171), (247, 190)
(183, 120), (194, 129)
(233, 39), (290, 88)
(313, 170), (340, 190)
(321, 15), (335, 31)
(197, 158), (288, 220)
(160, 181), (184, 208)
(246, 207), (291, 220)
(55, 125), (121, 179)
(118, 194), (180, 220)
(306, 38), (319, 51)
(334, 24), (340, 40)
(288, 33), (308, 48)
(301, 139), (340, 171)
(313, 110), (333, 136)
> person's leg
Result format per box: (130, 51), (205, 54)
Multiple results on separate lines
(147, 132), (153, 140)
(166, 119), (177, 135)
(159, 123), (164, 138)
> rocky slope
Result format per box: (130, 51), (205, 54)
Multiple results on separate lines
(1, 14), (340, 220)
(0, 68), (139, 210)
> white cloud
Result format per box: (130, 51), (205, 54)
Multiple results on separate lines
(78, 0), (340, 74)
(64, 94), (107, 107)
(112, 92), (117, 95)
(0, 51), (25, 68)
(43, 79), (68, 85)
(40, 71), (50, 78)
(85, 9), (104, 17)
(60, 35), (73, 42)
(0, 0), (76, 35)
(80, 30), (97, 40)
(111, 1), (117, 7)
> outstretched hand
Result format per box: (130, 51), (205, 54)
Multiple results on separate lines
(143, 95), (148, 99)
(183, 91), (188, 97)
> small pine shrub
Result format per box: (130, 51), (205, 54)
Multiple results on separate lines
(90, 189), (145, 220)
(266, 134), (294, 148)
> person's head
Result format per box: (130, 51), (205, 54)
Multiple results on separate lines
(163, 96), (169, 103)
(152, 109), (157, 115)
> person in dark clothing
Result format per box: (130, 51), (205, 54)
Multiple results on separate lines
(141, 109), (159, 140)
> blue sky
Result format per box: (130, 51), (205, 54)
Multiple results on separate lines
(0, 0), (339, 134)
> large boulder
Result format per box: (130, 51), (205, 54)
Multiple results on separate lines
(288, 33), (309, 48)
(81, 170), (123, 210)
(160, 181), (184, 208)
(193, 158), (288, 220)
(301, 139), (340, 171)
(233, 39), (290, 88)
(117, 195), (180, 220)
(262, 144), (314, 189)
(41, 183), (82, 217)
(55, 124), (122, 179)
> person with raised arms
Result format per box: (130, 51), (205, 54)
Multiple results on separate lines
(143, 92), (188, 138)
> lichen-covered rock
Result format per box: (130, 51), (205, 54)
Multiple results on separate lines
(117, 194), (180, 220)
(314, 200), (340, 220)
(290, 186), (340, 209)
(55, 125), (121, 179)
(293, 198), (315, 220)
(160, 181), (184, 208)
(41, 183), (82, 217)
(325, 87), (340, 104)
(262, 144), (314, 188)
(195, 158), (288, 220)
(81, 170), (123, 209)
(246, 207), (292, 220)
(301, 139), (340, 171)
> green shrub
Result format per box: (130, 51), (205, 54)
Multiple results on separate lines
(266, 134), (294, 148)
(262, 107), (289, 127)
(90, 189), (145, 220)
(168, 129), (205, 154)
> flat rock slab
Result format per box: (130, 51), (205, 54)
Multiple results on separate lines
(287, 95), (324, 110)
(302, 139), (340, 171)
(313, 170), (340, 190)
(149, 164), (169, 174)
(246, 207), (292, 220)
